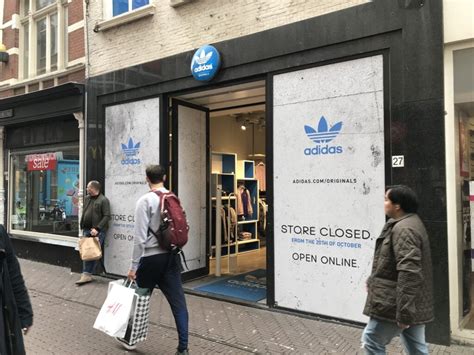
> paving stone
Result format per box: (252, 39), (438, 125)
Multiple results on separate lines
(19, 259), (474, 354)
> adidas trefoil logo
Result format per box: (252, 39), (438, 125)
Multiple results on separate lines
(192, 49), (214, 73)
(120, 137), (141, 165)
(121, 137), (140, 156)
(303, 116), (343, 156)
(304, 116), (342, 144)
(193, 49), (213, 65)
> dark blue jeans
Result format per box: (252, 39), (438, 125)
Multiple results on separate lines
(136, 253), (188, 352)
(82, 230), (105, 275)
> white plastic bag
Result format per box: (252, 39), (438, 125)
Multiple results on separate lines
(93, 280), (136, 338)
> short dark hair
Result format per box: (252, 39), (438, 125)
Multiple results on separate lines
(88, 180), (101, 191)
(386, 185), (418, 213)
(146, 165), (166, 184)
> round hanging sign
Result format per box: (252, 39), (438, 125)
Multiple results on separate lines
(190, 45), (221, 81)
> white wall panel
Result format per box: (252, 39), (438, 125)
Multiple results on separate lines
(273, 55), (385, 322)
(104, 98), (160, 276)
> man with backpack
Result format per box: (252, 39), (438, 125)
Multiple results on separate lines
(126, 165), (189, 355)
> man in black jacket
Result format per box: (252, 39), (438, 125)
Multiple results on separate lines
(0, 225), (33, 355)
(362, 185), (433, 354)
(76, 180), (111, 285)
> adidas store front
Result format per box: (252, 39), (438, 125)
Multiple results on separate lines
(86, 1), (449, 345)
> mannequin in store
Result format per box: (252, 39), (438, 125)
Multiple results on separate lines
(236, 182), (253, 220)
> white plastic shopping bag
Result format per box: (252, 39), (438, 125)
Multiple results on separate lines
(93, 280), (136, 338)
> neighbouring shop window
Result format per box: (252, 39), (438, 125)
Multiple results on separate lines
(454, 47), (474, 329)
(10, 147), (80, 238)
(110, 0), (150, 17)
(20, 0), (66, 78)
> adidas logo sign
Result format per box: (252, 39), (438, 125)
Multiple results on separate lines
(304, 116), (343, 156)
(194, 64), (213, 73)
(121, 137), (141, 165)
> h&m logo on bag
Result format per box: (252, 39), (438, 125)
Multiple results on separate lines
(106, 302), (123, 315)
(304, 116), (343, 156)
(120, 137), (141, 165)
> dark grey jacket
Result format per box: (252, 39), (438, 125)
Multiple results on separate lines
(0, 225), (33, 355)
(363, 214), (434, 325)
(80, 193), (111, 232)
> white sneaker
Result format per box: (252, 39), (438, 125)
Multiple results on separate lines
(115, 337), (137, 351)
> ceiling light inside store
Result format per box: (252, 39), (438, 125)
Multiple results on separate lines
(241, 123), (247, 131)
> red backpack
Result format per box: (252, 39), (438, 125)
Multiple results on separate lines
(149, 191), (189, 250)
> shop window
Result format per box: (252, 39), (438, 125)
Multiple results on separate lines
(20, 1), (66, 78)
(454, 47), (474, 329)
(10, 147), (80, 238)
(109, 0), (150, 17)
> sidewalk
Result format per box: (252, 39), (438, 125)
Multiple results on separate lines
(20, 259), (471, 354)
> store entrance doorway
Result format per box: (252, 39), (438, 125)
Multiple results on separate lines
(171, 80), (268, 303)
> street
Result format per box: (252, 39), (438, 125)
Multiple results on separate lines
(19, 259), (472, 354)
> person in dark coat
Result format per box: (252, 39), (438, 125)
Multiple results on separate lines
(361, 185), (434, 354)
(76, 180), (111, 285)
(0, 224), (33, 355)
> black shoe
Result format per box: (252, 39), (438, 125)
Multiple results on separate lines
(175, 349), (189, 355)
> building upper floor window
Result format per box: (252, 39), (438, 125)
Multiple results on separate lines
(108, 0), (150, 18)
(20, 0), (67, 79)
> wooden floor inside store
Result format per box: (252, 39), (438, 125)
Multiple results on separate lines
(183, 247), (266, 291)
(209, 247), (266, 275)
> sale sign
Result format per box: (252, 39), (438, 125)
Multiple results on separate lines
(26, 153), (57, 171)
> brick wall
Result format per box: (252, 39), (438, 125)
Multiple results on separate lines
(1, 4), (19, 83)
(0, 0), (85, 100)
(3, 1), (18, 23)
(0, 53), (18, 82)
(86, 0), (370, 77)
(68, 0), (84, 25)
(68, 29), (85, 62)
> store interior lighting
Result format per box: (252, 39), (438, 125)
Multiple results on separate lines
(235, 112), (265, 131)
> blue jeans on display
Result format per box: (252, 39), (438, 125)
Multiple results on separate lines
(82, 230), (105, 275)
(136, 253), (188, 352)
(361, 318), (429, 355)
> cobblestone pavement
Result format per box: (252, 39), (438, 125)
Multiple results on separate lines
(19, 259), (473, 354)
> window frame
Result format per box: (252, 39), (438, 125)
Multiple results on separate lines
(104, 0), (151, 19)
(19, 0), (67, 79)
(8, 143), (80, 246)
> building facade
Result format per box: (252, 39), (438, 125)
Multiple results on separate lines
(0, 0), (473, 347)
(0, 0), (86, 269)
(84, 0), (451, 345)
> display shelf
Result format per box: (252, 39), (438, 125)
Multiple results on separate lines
(237, 219), (258, 224)
(211, 152), (261, 258)
(237, 239), (260, 253)
(211, 173), (235, 198)
(211, 196), (236, 200)
(237, 238), (259, 245)
(211, 152), (237, 174)
(237, 160), (255, 179)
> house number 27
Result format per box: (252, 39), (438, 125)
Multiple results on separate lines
(392, 155), (404, 168)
